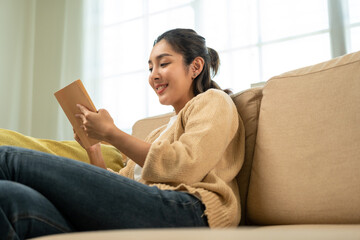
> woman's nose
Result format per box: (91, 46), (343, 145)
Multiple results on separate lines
(150, 68), (160, 81)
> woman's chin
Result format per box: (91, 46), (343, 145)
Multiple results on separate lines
(158, 97), (171, 106)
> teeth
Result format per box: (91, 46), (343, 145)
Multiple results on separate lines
(157, 85), (167, 91)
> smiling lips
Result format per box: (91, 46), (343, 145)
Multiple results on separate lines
(156, 84), (168, 94)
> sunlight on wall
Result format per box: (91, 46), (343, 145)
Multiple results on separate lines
(96, 0), (360, 133)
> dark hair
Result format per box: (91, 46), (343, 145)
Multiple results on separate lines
(153, 28), (232, 96)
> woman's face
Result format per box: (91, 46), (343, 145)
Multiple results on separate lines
(148, 40), (194, 114)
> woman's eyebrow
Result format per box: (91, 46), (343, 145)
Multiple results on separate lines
(148, 53), (173, 64)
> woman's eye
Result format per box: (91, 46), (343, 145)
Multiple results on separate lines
(160, 63), (169, 67)
(148, 67), (153, 72)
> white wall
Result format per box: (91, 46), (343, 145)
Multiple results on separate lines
(0, 0), (84, 140)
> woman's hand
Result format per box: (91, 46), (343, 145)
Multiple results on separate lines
(73, 128), (106, 169)
(75, 104), (151, 167)
(73, 128), (85, 148)
(75, 104), (115, 142)
(73, 128), (97, 150)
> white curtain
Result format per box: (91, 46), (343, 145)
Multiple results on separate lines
(0, 0), (98, 141)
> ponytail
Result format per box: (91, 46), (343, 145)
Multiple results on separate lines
(207, 47), (219, 77)
(206, 47), (232, 94)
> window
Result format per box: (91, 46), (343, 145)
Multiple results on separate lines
(98, 0), (195, 133)
(93, 0), (359, 133)
(348, 0), (360, 52)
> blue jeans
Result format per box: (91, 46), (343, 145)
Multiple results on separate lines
(0, 146), (208, 239)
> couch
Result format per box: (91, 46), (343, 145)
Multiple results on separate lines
(3, 50), (360, 239)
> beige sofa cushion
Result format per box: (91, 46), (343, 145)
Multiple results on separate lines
(132, 112), (175, 140)
(34, 225), (360, 240)
(231, 88), (263, 224)
(247, 51), (360, 224)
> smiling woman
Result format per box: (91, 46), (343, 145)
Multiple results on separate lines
(148, 41), (196, 113)
(0, 28), (245, 239)
(148, 29), (230, 113)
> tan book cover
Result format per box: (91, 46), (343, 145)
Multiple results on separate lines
(54, 79), (100, 148)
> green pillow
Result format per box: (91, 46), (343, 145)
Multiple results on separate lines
(0, 128), (124, 171)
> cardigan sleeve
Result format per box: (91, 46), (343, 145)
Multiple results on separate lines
(141, 89), (239, 185)
(115, 125), (166, 179)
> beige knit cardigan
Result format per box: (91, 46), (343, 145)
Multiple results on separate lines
(118, 89), (245, 227)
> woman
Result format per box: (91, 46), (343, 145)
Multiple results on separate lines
(0, 29), (244, 239)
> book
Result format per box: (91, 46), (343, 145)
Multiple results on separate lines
(54, 79), (100, 148)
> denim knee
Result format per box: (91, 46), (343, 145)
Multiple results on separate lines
(0, 180), (73, 239)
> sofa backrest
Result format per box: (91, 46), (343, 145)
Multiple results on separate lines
(247, 51), (360, 225)
(132, 112), (175, 140)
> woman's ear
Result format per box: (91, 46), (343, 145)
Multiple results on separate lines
(191, 57), (205, 78)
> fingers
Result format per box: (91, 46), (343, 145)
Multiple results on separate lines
(73, 128), (80, 140)
(74, 105), (112, 141)
(75, 114), (87, 134)
(74, 133), (80, 141)
(73, 130), (86, 149)
(75, 104), (93, 125)
(76, 104), (90, 114)
(75, 113), (86, 123)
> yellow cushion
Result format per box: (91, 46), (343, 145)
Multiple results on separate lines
(0, 128), (124, 171)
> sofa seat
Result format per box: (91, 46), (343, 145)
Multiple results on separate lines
(33, 225), (360, 240)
